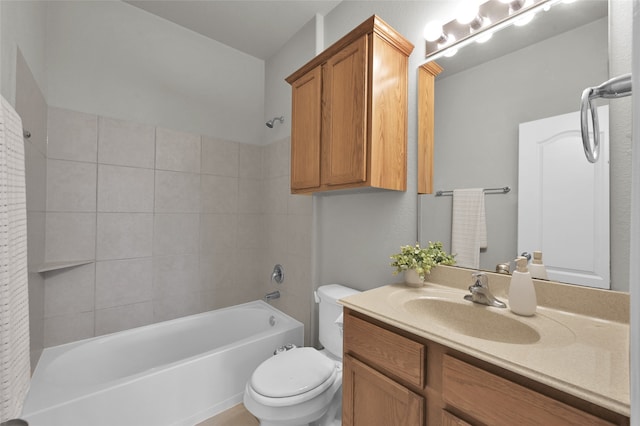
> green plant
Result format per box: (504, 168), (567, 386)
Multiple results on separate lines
(390, 241), (455, 280)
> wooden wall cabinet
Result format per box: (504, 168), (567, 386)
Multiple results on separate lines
(286, 16), (414, 194)
(343, 308), (629, 426)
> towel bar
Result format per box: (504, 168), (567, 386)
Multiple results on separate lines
(435, 186), (511, 197)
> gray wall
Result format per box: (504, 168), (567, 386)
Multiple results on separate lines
(419, 18), (609, 279)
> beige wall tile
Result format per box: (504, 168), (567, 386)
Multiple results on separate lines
(44, 263), (95, 317)
(95, 258), (153, 309)
(200, 213), (237, 254)
(24, 141), (47, 212)
(153, 213), (200, 256)
(287, 214), (312, 257)
(47, 107), (97, 162)
(45, 212), (96, 262)
(153, 291), (204, 322)
(264, 214), (288, 255)
(238, 214), (265, 250)
(239, 143), (263, 179)
(202, 137), (239, 177)
(201, 175), (238, 214)
(95, 302), (153, 336)
(264, 176), (288, 215)
(44, 311), (94, 347)
(238, 178), (263, 214)
(98, 117), (155, 168)
(156, 127), (201, 173)
(263, 138), (289, 179)
(46, 159), (97, 212)
(98, 164), (155, 212)
(155, 170), (201, 213)
(96, 213), (154, 260)
(26, 211), (46, 268)
(153, 254), (200, 299)
(200, 250), (236, 291)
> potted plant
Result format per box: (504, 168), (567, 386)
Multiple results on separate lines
(390, 241), (455, 287)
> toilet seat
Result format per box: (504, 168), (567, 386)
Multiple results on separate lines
(247, 348), (339, 407)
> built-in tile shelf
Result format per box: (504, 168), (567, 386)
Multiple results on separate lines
(35, 260), (94, 273)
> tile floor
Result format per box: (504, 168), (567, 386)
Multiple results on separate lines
(196, 403), (259, 426)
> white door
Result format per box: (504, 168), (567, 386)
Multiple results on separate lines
(518, 106), (609, 289)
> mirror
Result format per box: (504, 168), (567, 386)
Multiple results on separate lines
(418, 0), (631, 291)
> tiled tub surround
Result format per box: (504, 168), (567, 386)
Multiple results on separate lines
(23, 301), (304, 426)
(340, 265), (630, 417)
(42, 107), (313, 348)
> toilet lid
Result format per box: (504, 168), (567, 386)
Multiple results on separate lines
(250, 347), (336, 398)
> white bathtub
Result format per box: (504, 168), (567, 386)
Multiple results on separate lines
(22, 300), (304, 426)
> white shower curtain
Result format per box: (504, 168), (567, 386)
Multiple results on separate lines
(0, 95), (30, 422)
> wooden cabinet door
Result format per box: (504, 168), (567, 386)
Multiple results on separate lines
(442, 410), (472, 426)
(322, 35), (368, 186)
(443, 355), (616, 426)
(343, 355), (424, 426)
(290, 66), (322, 192)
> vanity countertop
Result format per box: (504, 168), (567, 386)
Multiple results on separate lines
(339, 272), (630, 417)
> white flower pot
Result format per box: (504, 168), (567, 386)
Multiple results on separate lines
(404, 269), (425, 287)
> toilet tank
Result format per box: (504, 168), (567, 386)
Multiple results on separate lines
(316, 284), (360, 358)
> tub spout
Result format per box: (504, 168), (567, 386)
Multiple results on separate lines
(264, 291), (280, 302)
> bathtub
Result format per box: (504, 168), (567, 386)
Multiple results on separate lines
(22, 300), (304, 426)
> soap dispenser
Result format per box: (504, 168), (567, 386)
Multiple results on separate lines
(528, 250), (548, 280)
(508, 256), (537, 316)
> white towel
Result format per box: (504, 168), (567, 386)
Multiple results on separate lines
(451, 188), (487, 269)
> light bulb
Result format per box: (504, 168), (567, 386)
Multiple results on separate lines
(423, 21), (444, 42)
(456, 0), (479, 25)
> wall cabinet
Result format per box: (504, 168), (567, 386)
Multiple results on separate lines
(343, 308), (630, 426)
(286, 16), (414, 194)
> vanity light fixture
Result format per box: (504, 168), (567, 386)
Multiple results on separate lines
(499, 0), (527, 13)
(423, 0), (567, 63)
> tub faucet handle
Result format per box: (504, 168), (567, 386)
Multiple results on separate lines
(271, 264), (284, 284)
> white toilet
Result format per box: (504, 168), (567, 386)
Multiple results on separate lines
(243, 284), (360, 426)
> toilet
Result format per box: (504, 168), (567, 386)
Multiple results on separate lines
(243, 284), (360, 426)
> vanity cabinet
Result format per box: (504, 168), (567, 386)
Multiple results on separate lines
(342, 308), (629, 426)
(286, 16), (414, 194)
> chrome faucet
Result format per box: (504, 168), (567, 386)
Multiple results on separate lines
(264, 290), (280, 302)
(464, 272), (506, 308)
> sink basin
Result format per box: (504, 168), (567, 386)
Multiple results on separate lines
(401, 297), (541, 344)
